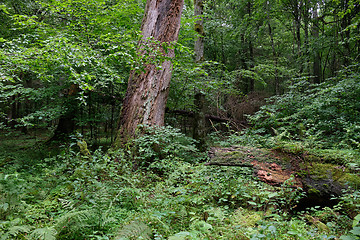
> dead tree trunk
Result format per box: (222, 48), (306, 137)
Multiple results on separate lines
(114, 0), (184, 147)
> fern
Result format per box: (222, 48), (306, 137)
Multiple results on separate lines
(54, 208), (116, 239)
(58, 198), (74, 210)
(30, 227), (57, 240)
(55, 210), (92, 239)
(115, 221), (152, 240)
(6, 225), (32, 239)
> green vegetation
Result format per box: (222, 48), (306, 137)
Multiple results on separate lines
(1, 127), (359, 239)
(250, 68), (360, 150)
(1, 0), (360, 239)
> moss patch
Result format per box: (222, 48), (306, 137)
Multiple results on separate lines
(299, 162), (360, 188)
(231, 208), (262, 228)
(210, 146), (282, 165)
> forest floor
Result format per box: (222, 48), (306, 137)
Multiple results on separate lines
(1, 130), (359, 239)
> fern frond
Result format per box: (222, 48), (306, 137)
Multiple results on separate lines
(100, 215), (116, 228)
(58, 198), (74, 210)
(30, 227), (57, 240)
(7, 225), (32, 237)
(115, 221), (151, 240)
(55, 210), (92, 236)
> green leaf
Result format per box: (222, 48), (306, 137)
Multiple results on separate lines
(340, 236), (356, 240)
(248, 201), (257, 206)
(350, 227), (360, 236)
(353, 214), (360, 228)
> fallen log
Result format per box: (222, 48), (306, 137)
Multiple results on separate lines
(165, 108), (247, 125)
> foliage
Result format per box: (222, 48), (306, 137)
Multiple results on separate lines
(130, 125), (200, 175)
(1, 0), (360, 239)
(0, 0), (142, 139)
(1, 126), (360, 239)
(249, 67), (360, 149)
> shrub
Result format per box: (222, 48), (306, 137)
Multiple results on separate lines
(130, 125), (200, 175)
(249, 70), (360, 149)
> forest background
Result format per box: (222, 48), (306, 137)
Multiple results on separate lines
(0, 0), (360, 239)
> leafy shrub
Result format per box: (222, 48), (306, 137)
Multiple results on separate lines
(250, 70), (360, 149)
(130, 125), (200, 175)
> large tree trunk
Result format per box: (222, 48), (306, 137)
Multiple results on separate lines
(114, 0), (184, 147)
(50, 84), (79, 141)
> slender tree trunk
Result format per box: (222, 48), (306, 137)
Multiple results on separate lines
(114, 0), (184, 147)
(110, 84), (115, 144)
(266, 1), (279, 94)
(312, 5), (322, 84)
(193, 0), (206, 150)
(303, 0), (310, 74)
(294, 4), (301, 54)
(8, 95), (18, 129)
(340, 0), (351, 66)
(248, 0), (255, 93)
(194, 0), (204, 62)
(292, 1), (303, 73)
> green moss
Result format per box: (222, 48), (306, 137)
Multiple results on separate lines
(301, 162), (360, 189)
(338, 173), (360, 188)
(194, 23), (204, 35)
(304, 163), (335, 180)
(305, 214), (330, 233)
(77, 139), (90, 157)
(231, 208), (262, 227)
(222, 151), (247, 159)
(308, 187), (321, 196)
(273, 142), (305, 155)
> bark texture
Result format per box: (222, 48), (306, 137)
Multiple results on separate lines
(194, 0), (204, 62)
(312, 7), (322, 84)
(115, 0), (184, 146)
(193, 0), (207, 150)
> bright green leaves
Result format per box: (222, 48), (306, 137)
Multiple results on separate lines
(0, 4), (9, 14)
(0, 0), (147, 131)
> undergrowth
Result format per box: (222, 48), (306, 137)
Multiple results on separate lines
(0, 126), (359, 239)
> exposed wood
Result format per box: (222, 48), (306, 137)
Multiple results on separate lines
(114, 0), (184, 147)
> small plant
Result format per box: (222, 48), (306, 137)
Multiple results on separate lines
(130, 125), (199, 175)
(340, 214), (360, 240)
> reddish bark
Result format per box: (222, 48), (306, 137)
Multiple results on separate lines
(115, 0), (184, 146)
